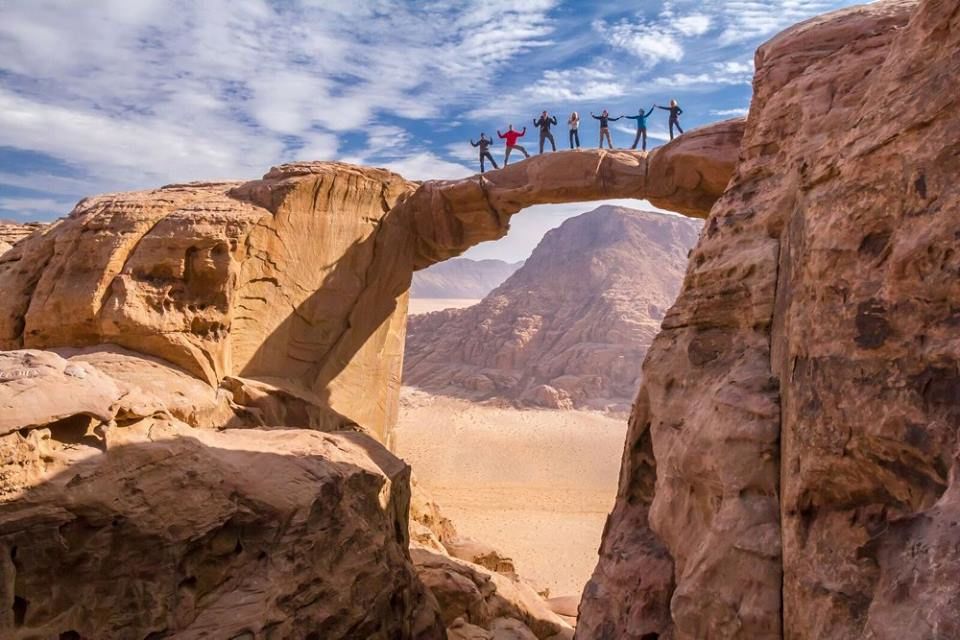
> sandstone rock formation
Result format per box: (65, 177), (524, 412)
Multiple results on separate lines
(412, 548), (572, 640)
(578, 0), (960, 638)
(404, 206), (701, 410)
(0, 125), (742, 637)
(0, 221), (47, 256)
(411, 257), (523, 300)
(0, 349), (445, 638)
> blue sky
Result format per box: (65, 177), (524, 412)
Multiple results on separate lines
(0, 0), (860, 261)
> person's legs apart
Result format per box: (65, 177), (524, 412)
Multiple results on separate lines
(601, 128), (612, 148)
(515, 144), (529, 158)
(485, 151), (498, 169)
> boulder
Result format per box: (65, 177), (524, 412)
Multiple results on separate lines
(412, 548), (573, 640)
(0, 413), (444, 638)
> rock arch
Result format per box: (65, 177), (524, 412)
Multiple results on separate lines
(0, 119), (744, 440)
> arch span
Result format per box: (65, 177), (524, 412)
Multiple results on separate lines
(396, 118), (745, 269)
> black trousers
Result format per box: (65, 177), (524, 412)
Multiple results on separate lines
(631, 128), (648, 151)
(569, 129), (580, 148)
(669, 118), (683, 139)
(480, 151), (498, 172)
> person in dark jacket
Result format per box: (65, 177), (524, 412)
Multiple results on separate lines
(533, 110), (558, 154)
(625, 105), (656, 151)
(470, 133), (498, 173)
(657, 100), (684, 139)
(497, 125), (530, 165)
(590, 110), (621, 148)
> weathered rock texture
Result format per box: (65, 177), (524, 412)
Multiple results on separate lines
(0, 349), (445, 639)
(411, 257), (522, 300)
(404, 206), (701, 410)
(578, 0), (960, 638)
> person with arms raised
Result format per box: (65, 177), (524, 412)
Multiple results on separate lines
(625, 105), (656, 151)
(590, 110), (621, 149)
(533, 110), (558, 154)
(497, 124), (530, 165)
(470, 133), (498, 173)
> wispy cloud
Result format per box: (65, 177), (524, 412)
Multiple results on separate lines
(0, 196), (75, 217)
(710, 107), (750, 117)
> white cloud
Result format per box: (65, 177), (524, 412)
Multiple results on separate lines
(596, 20), (685, 66)
(0, 196), (75, 217)
(710, 107), (750, 117)
(674, 14), (713, 36)
(711, 0), (835, 44)
(379, 153), (473, 182)
(0, 0), (559, 192)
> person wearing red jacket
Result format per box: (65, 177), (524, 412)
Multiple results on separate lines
(497, 125), (530, 165)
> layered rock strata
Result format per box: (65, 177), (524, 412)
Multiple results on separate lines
(578, 0), (960, 638)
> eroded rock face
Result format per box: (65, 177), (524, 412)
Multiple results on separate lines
(404, 206), (701, 410)
(579, 0), (960, 638)
(0, 348), (444, 638)
(0, 166), (416, 440)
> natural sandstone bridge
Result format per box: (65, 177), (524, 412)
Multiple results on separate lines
(0, 119), (744, 440)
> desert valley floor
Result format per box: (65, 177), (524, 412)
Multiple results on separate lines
(394, 387), (627, 597)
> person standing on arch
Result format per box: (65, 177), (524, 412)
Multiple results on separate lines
(470, 133), (498, 173)
(625, 105), (656, 151)
(497, 124), (530, 165)
(533, 110), (558, 154)
(567, 111), (581, 149)
(657, 99), (684, 139)
(591, 109), (621, 149)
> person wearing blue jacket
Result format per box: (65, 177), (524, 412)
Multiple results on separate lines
(625, 105), (656, 151)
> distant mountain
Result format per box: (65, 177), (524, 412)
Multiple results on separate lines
(403, 206), (701, 411)
(410, 257), (523, 299)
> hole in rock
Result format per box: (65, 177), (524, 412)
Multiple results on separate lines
(45, 414), (103, 448)
(13, 595), (28, 626)
(397, 199), (698, 606)
(59, 632), (81, 640)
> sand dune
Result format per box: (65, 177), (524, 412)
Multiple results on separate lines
(393, 388), (627, 597)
